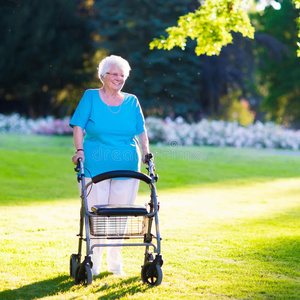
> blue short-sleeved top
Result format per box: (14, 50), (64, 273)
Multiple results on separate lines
(69, 89), (146, 177)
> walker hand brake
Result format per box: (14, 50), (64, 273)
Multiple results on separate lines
(145, 153), (158, 183)
(74, 159), (81, 173)
(75, 158), (84, 182)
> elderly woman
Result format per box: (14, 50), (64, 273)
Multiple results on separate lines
(70, 55), (150, 276)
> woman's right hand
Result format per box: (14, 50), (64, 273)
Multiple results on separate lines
(72, 152), (85, 165)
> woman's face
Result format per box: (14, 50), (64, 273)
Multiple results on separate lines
(103, 65), (126, 92)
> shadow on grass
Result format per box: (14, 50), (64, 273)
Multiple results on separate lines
(93, 275), (150, 299)
(0, 273), (150, 300)
(0, 275), (73, 300)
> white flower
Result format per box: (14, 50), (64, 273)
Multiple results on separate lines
(1, 114), (300, 150)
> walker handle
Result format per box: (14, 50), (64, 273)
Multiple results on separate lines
(146, 153), (158, 183)
(74, 158), (83, 173)
(145, 153), (153, 163)
(92, 170), (151, 185)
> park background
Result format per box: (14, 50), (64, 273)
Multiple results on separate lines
(1, 0), (300, 299)
(1, 0), (300, 129)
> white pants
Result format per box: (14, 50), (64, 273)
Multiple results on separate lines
(81, 178), (139, 275)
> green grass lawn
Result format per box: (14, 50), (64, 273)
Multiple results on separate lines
(0, 134), (300, 299)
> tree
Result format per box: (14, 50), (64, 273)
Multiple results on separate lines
(149, 0), (300, 58)
(253, 0), (300, 127)
(92, 0), (203, 118)
(149, 0), (255, 56)
(147, 0), (300, 126)
(198, 31), (257, 117)
(0, 0), (93, 117)
(293, 0), (300, 56)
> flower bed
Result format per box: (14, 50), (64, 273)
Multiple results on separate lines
(1, 114), (300, 150)
(146, 116), (300, 150)
(0, 114), (72, 135)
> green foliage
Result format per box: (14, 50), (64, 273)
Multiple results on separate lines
(199, 34), (258, 117)
(220, 91), (255, 126)
(1, 0), (300, 126)
(149, 0), (255, 56)
(0, 0), (93, 117)
(254, 0), (300, 127)
(293, 0), (300, 55)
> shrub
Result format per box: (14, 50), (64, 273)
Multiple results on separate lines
(1, 114), (300, 150)
(145, 117), (300, 150)
(0, 114), (72, 135)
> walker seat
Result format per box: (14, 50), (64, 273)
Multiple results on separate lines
(91, 204), (148, 216)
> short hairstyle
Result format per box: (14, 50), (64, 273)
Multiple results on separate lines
(98, 55), (131, 81)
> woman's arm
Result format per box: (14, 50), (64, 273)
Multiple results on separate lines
(137, 130), (150, 164)
(72, 126), (85, 165)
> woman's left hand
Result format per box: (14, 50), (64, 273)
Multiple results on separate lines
(72, 151), (85, 165)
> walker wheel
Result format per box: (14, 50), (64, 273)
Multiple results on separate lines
(141, 262), (163, 286)
(70, 254), (78, 278)
(74, 263), (93, 286)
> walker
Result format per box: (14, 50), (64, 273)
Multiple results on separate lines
(69, 153), (163, 286)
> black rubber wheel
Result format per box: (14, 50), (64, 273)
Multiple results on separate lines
(70, 254), (78, 278)
(74, 263), (93, 286)
(141, 262), (163, 286)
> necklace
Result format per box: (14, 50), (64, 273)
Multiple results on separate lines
(106, 103), (122, 114)
(100, 89), (123, 114)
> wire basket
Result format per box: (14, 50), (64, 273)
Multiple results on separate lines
(89, 215), (148, 238)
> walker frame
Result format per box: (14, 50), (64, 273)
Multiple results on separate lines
(69, 153), (163, 286)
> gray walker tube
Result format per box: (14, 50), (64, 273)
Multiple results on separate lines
(70, 153), (163, 286)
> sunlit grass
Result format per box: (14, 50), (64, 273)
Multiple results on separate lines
(0, 134), (300, 299)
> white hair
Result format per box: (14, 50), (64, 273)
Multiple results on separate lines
(97, 55), (131, 81)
